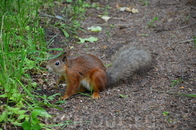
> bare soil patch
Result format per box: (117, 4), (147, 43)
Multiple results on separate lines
(40, 0), (196, 129)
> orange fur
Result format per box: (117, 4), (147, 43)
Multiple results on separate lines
(47, 53), (107, 99)
(47, 45), (152, 100)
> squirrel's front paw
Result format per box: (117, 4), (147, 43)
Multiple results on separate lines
(61, 94), (70, 100)
(92, 92), (100, 99)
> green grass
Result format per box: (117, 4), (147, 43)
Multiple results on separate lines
(0, 0), (49, 129)
(42, 0), (90, 40)
(0, 0), (88, 129)
(140, 0), (149, 6)
(171, 78), (183, 87)
(146, 16), (159, 28)
(194, 36), (196, 48)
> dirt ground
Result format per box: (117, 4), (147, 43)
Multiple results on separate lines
(40, 0), (196, 129)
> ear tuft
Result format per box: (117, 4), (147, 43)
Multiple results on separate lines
(61, 52), (67, 62)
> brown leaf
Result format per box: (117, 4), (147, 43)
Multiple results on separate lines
(125, 7), (133, 12)
(102, 46), (108, 49)
(38, 78), (44, 84)
(116, 3), (120, 9)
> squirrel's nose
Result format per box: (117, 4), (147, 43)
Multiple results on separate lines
(46, 65), (52, 72)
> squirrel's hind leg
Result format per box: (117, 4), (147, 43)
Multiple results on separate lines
(90, 69), (107, 99)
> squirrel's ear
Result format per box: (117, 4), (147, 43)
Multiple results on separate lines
(61, 52), (67, 62)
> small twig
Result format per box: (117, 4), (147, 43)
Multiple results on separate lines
(176, 22), (196, 30)
(190, 6), (196, 10)
(112, 17), (126, 20)
(39, 13), (66, 21)
(94, 23), (133, 27)
(179, 39), (194, 44)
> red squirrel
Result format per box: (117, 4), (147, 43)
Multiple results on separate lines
(46, 44), (152, 99)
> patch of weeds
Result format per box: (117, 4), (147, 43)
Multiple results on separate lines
(36, 93), (63, 106)
(162, 111), (170, 116)
(193, 36), (196, 48)
(103, 28), (111, 38)
(141, 33), (149, 37)
(103, 5), (111, 15)
(0, 0), (74, 129)
(146, 16), (159, 28)
(162, 111), (177, 124)
(140, 0), (149, 6)
(171, 78), (183, 87)
(185, 14), (191, 21)
(91, 3), (100, 9)
(21, 107), (51, 130)
(42, 0), (91, 39)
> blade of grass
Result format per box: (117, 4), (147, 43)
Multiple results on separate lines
(16, 78), (38, 103)
(152, 89), (196, 97)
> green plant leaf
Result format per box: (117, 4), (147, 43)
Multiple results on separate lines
(141, 33), (149, 36)
(87, 26), (102, 32)
(119, 94), (128, 98)
(0, 111), (8, 122)
(105, 63), (113, 67)
(146, 16), (159, 28)
(48, 93), (61, 100)
(162, 111), (169, 116)
(31, 107), (50, 125)
(62, 29), (69, 37)
(55, 100), (67, 104)
(177, 93), (196, 97)
(171, 78), (183, 87)
(0, 94), (8, 98)
(22, 120), (42, 130)
(22, 121), (31, 130)
(18, 114), (28, 120)
(66, 0), (72, 2)
(77, 37), (98, 43)
(32, 124), (42, 130)
(31, 107), (51, 119)
(23, 58), (36, 70)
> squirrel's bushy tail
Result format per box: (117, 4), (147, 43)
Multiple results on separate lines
(107, 44), (152, 86)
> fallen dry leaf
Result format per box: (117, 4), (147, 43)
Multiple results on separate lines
(102, 45), (108, 49)
(180, 86), (185, 89)
(38, 78), (44, 84)
(98, 15), (111, 22)
(119, 7), (139, 13)
(125, 7), (133, 12)
(132, 8), (139, 13)
(119, 7), (127, 11)
(116, 3), (120, 9)
(68, 46), (74, 49)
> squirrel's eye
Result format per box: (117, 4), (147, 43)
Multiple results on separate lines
(55, 62), (59, 66)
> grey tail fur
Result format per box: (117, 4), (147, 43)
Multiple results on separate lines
(107, 44), (152, 87)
